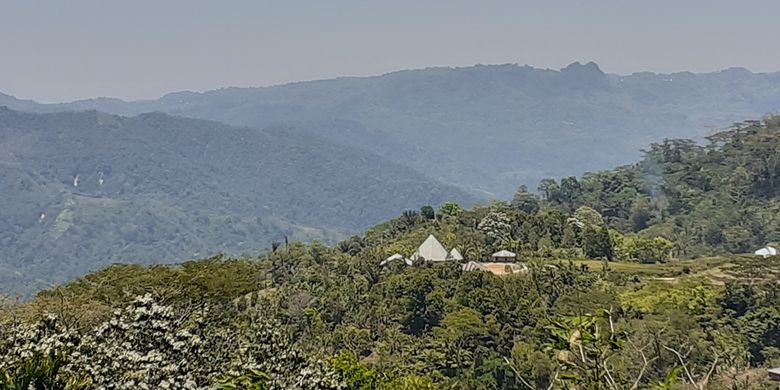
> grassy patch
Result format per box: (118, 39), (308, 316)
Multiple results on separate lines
(571, 256), (740, 280)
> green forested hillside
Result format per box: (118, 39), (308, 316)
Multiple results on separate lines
(3, 118), (780, 389)
(8, 63), (780, 197)
(2, 210), (779, 388)
(0, 107), (476, 295)
(535, 116), (780, 256)
(334, 116), (780, 264)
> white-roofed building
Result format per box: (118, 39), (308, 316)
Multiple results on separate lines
(382, 234), (465, 266)
(491, 250), (517, 262)
(411, 234), (451, 262)
(755, 246), (778, 258)
(449, 248), (464, 261)
(380, 253), (405, 266)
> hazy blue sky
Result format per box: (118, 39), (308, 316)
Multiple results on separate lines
(2, 0), (779, 102)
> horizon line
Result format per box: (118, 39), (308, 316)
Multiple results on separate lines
(5, 61), (777, 105)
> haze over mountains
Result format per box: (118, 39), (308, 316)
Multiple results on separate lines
(2, 61), (780, 295)
(5, 62), (780, 197)
(0, 107), (476, 295)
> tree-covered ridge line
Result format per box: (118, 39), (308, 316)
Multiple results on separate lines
(530, 116), (780, 257)
(3, 117), (780, 388)
(0, 107), (478, 296)
(6, 62), (780, 198)
(331, 117), (780, 267)
(4, 250), (780, 388)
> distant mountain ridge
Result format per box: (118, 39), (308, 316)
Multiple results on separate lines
(5, 62), (779, 197)
(0, 107), (476, 295)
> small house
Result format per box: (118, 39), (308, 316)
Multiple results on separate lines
(491, 250), (516, 262)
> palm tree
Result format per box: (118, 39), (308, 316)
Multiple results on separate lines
(401, 210), (420, 227)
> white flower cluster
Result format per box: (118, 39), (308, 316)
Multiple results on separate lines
(0, 313), (80, 370)
(70, 294), (215, 389)
(217, 313), (343, 390)
(477, 211), (512, 239)
(0, 294), (343, 389)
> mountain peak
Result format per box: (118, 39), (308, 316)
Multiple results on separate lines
(561, 61), (605, 76)
(559, 61), (608, 90)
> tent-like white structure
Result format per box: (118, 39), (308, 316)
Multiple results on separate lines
(755, 246), (778, 258)
(381, 235), (465, 266)
(380, 253), (405, 266)
(449, 248), (464, 261)
(411, 234), (451, 262)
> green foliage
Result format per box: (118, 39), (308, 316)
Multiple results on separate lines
(328, 351), (383, 390)
(545, 309), (627, 388)
(650, 366), (681, 390)
(440, 202), (463, 217)
(378, 375), (438, 390)
(9, 63), (780, 204)
(611, 231), (675, 263)
(1, 294), (343, 389)
(537, 118), (780, 258)
(0, 107), (477, 296)
(216, 370), (270, 390)
(582, 225), (614, 260)
(620, 280), (718, 315)
(4, 116), (780, 388)
(3, 244), (775, 388)
(511, 185), (540, 214)
(573, 206), (604, 227)
(420, 206), (436, 221)
(509, 342), (555, 389)
(0, 351), (90, 390)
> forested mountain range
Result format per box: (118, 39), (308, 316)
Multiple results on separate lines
(4, 118), (780, 389)
(4, 62), (780, 197)
(0, 107), (476, 295)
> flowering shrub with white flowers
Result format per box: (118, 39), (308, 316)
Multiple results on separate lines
(0, 313), (87, 389)
(477, 211), (512, 239)
(0, 294), (343, 390)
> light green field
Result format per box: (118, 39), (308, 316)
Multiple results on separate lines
(569, 256), (753, 284)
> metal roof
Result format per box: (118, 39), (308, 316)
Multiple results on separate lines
(491, 250), (517, 258)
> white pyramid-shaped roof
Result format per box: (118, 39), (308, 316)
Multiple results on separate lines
(412, 234), (450, 262)
(449, 248), (464, 261)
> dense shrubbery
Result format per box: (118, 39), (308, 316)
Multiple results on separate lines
(1, 294), (342, 389)
(536, 117), (780, 257)
(5, 245), (780, 388)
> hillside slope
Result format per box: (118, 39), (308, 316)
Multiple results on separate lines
(0, 107), (476, 295)
(10, 62), (780, 197)
(5, 118), (780, 389)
